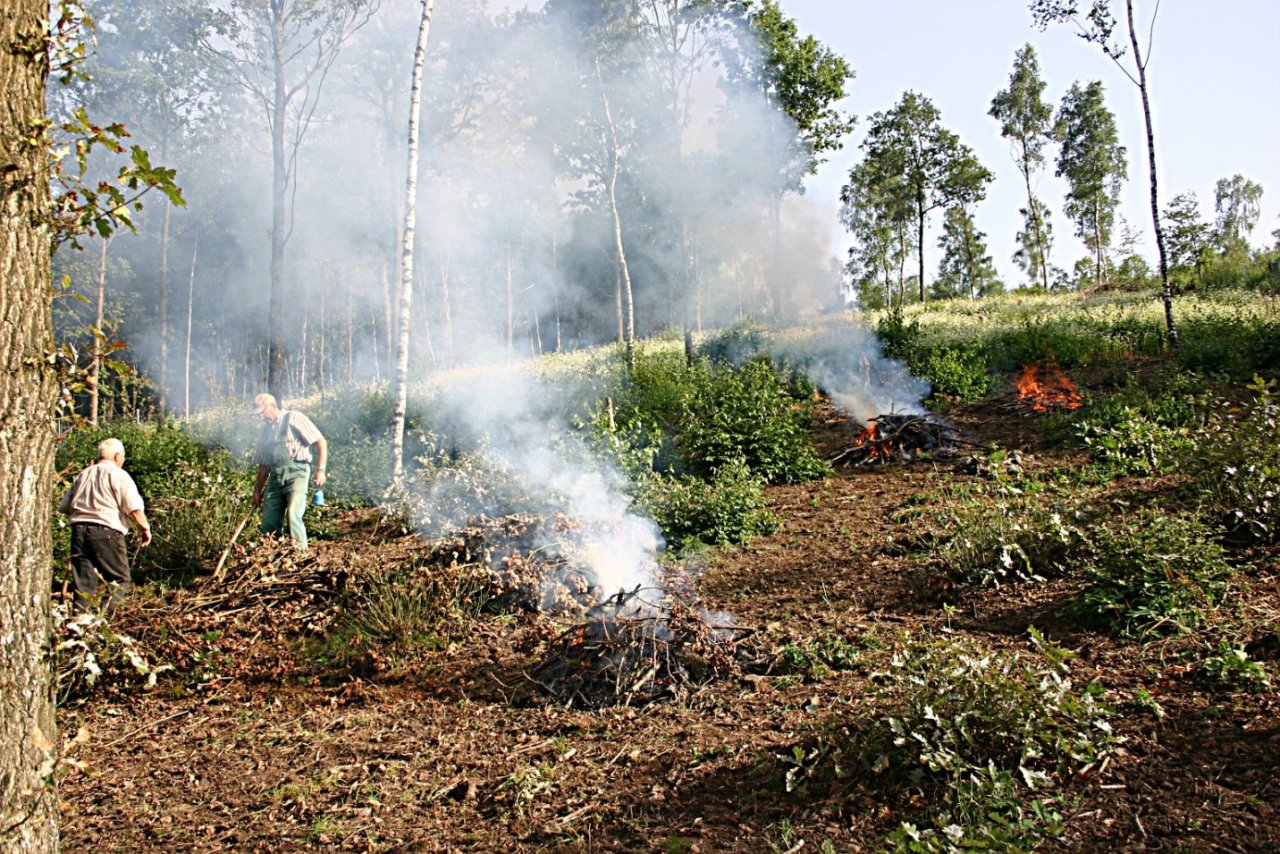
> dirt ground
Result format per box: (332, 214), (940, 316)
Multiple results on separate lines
(57, 397), (1280, 853)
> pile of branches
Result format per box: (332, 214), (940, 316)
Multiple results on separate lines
(423, 513), (624, 616)
(831, 413), (965, 466)
(175, 539), (352, 634)
(528, 587), (759, 709)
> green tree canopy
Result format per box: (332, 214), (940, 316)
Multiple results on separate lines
(990, 43), (1054, 290)
(846, 91), (992, 302)
(1054, 80), (1126, 285)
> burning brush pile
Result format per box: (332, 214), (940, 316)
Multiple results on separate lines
(530, 588), (757, 709)
(425, 513), (762, 708)
(830, 412), (966, 465)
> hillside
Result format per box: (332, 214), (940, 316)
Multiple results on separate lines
(57, 373), (1280, 852)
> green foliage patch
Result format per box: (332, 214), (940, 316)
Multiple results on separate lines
(1072, 510), (1231, 636)
(785, 630), (1116, 850)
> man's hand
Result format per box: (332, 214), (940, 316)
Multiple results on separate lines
(314, 469), (326, 488)
(137, 526), (153, 547)
(251, 490), (263, 509)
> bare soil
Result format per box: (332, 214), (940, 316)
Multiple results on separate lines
(57, 398), (1280, 853)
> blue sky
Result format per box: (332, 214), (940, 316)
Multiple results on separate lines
(785, 0), (1280, 285)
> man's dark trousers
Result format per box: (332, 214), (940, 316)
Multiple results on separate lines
(70, 522), (131, 613)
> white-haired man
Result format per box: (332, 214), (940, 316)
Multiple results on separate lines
(58, 437), (152, 612)
(251, 393), (327, 550)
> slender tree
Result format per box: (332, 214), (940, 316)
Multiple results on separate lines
(82, 0), (221, 413)
(390, 0), (435, 483)
(1054, 80), (1126, 286)
(1160, 192), (1209, 287)
(202, 0), (376, 400)
(934, 205), (1003, 300)
(737, 0), (854, 316)
(989, 44), (1054, 290)
(0, 0), (58, 849)
(1032, 0), (1177, 341)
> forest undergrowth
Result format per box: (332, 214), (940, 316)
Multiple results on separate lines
(53, 291), (1280, 852)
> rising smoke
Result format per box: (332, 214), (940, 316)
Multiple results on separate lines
(71, 0), (931, 600)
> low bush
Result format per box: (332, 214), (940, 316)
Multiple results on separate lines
(909, 341), (991, 401)
(678, 357), (831, 485)
(1190, 377), (1280, 542)
(785, 630), (1116, 850)
(1199, 642), (1272, 693)
(697, 318), (769, 366)
(637, 459), (775, 547)
(1072, 510), (1231, 636)
(310, 563), (488, 672)
(933, 494), (1089, 586)
(778, 632), (865, 680)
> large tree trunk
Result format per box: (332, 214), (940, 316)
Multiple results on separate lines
(0, 1), (59, 849)
(390, 0), (435, 483)
(267, 2), (288, 400)
(1126, 0), (1177, 344)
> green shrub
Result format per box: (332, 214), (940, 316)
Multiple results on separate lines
(909, 342), (991, 400)
(1199, 642), (1272, 693)
(1176, 315), (1280, 376)
(1191, 377), (1280, 542)
(678, 358), (831, 484)
(638, 459), (775, 547)
(786, 630), (1116, 850)
(778, 632), (864, 680)
(1072, 510), (1231, 636)
(876, 305), (923, 363)
(1077, 408), (1197, 477)
(934, 495), (1088, 586)
(697, 318), (769, 366)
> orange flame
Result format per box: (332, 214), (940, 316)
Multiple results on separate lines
(852, 423), (893, 460)
(1015, 361), (1083, 411)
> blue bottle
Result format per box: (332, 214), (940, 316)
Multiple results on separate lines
(312, 488), (325, 507)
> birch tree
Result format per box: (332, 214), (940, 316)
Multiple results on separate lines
(990, 44), (1054, 290)
(390, 0), (434, 483)
(1032, 0), (1177, 341)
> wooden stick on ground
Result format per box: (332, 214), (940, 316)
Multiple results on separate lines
(213, 509), (255, 582)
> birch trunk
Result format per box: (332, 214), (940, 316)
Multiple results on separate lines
(90, 237), (108, 426)
(390, 0), (435, 483)
(596, 57), (634, 364)
(184, 240), (197, 417)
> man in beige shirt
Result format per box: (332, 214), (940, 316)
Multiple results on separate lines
(58, 438), (152, 613)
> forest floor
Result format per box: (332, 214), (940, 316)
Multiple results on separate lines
(57, 381), (1280, 853)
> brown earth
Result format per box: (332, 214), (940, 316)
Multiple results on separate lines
(57, 394), (1280, 853)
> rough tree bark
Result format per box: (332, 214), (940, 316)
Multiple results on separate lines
(0, 0), (59, 849)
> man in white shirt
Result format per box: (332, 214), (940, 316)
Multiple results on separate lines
(251, 393), (327, 551)
(58, 438), (152, 613)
